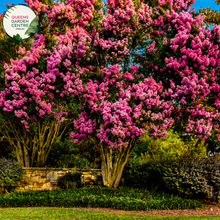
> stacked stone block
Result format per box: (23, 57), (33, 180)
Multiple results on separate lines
(16, 168), (101, 191)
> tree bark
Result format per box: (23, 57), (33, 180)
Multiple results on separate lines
(0, 118), (68, 167)
(100, 139), (137, 188)
(36, 120), (68, 167)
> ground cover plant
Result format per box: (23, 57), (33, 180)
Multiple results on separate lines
(1, 207), (220, 220)
(0, 187), (202, 210)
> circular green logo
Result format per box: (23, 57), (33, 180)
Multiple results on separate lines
(2, 4), (38, 41)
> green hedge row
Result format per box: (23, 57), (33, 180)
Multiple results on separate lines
(0, 187), (202, 210)
(122, 157), (220, 202)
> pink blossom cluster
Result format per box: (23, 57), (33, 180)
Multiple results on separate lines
(70, 66), (175, 147)
(157, 0), (195, 11)
(25, 0), (103, 28)
(24, 0), (48, 14)
(141, 1), (220, 140)
(0, 35), (68, 129)
(2, 0), (220, 146)
(101, 0), (136, 37)
(137, 3), (153, 27)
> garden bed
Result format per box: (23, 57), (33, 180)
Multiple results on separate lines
(0, 187), (203, 210)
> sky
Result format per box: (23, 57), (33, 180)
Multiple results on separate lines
(1, 0), (220, 14)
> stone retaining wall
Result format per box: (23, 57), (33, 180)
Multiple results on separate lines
(16, 168), (101, 191)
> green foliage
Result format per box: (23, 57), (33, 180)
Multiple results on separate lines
(0, 187), (203, 210)
(75, 138), (101, 169)
(161, 158), (220, 201)
(123, 129), (209, 195)
(46, 139), (92, 168)
(122, 157), (162, 190)
(57, 172), (83, 189)
(123, 157), (220, 202)
(46, 137), (101, 169)
(55, 155), (91, 169)
(0, 139), (16, 159)
(0, 157), (23, 194)
(132, 129), (207, 162)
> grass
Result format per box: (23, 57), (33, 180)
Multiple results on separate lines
(0, 187), (203, 210)
(0, 208), (220, 220)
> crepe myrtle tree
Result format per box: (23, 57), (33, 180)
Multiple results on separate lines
(1, 0), (220, 186)
(0, 0), (104, 167)
(134, 1), (220, 143)
(0, 0), (78, 167)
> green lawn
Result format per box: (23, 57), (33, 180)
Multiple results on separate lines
(0, 208), (220, 220)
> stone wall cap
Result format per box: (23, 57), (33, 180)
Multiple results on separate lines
(22, 167), (101, 171)
(22, 167), (63, 170)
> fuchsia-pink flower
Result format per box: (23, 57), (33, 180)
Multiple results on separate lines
(142, 0), (220, 141)
(1, 0), (220, 147)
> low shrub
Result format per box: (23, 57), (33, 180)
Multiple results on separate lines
(161, 158), (220, 201)
(57, 172), (83, 189)
(132, 130), (207, 162)
(0, 157), (23, 194)
(0, 187), (203, 210)
(122, 158), (165, 192)
(122, 157), (220, 202)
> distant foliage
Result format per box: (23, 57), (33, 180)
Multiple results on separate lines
(55, 155), (91, 169)
(57, 172), (83, 189)
(199, 0), (220, 25)
(0, 157), (23, 194)
(46, 139), (92, 168)
(132, 129), (207, 162)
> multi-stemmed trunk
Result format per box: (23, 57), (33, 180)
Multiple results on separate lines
(99, 139), (137, 188)
(1, 119), (67, 167)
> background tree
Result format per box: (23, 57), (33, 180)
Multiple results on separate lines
(199, 0), (220, 25)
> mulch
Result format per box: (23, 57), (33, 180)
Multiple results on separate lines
(63, 204), (220, 216)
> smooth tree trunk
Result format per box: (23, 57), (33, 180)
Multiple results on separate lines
(99, 139), (137, 188)
(1, 119), (67, 167)
(36, 120), (67, 167)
